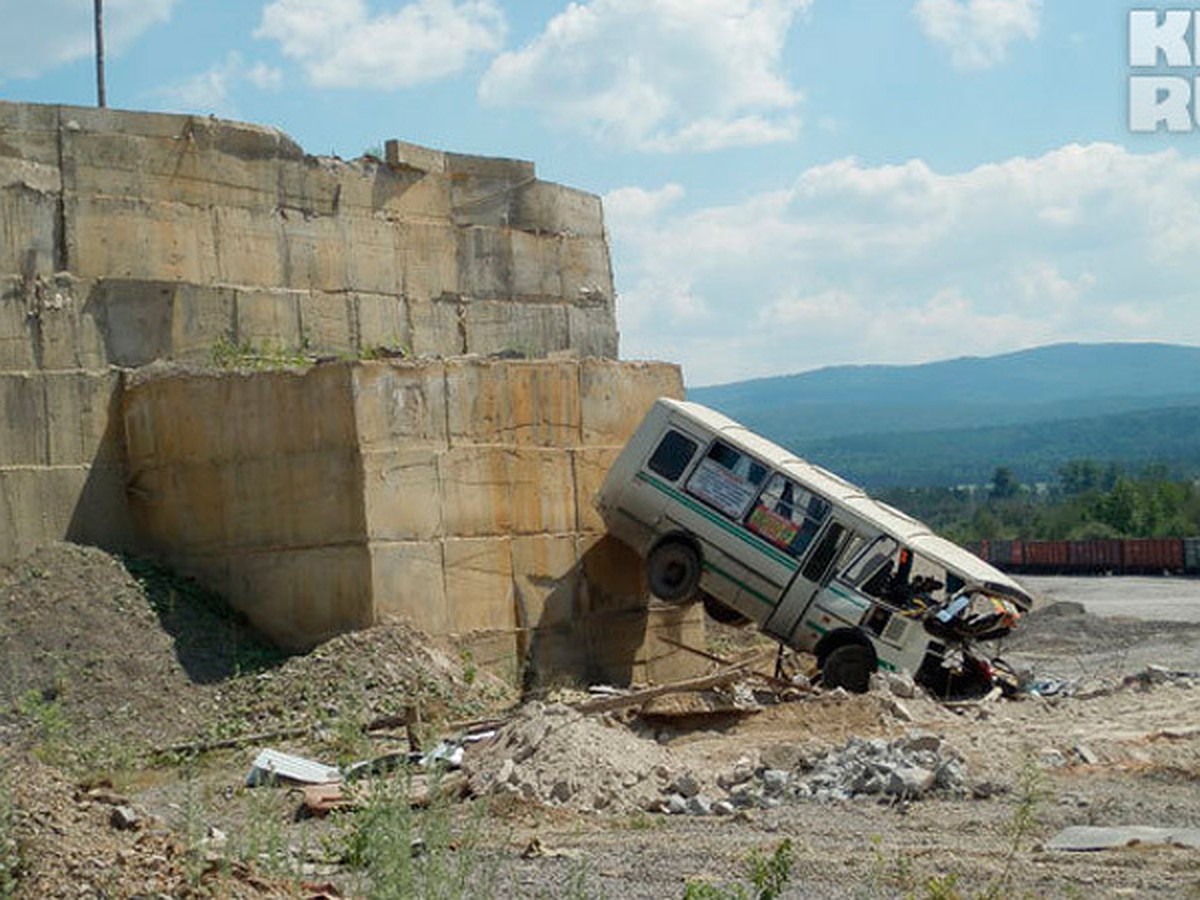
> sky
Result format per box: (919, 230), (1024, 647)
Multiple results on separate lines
(1, 0), (1198, 386)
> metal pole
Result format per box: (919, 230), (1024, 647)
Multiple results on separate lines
(94, 0), (106, 108)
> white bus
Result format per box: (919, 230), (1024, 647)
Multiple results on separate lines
(596, 398), (1032, 694)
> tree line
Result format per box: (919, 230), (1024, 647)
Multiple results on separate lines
(877, 460), (1200, 543)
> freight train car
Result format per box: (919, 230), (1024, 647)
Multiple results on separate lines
(971, 537), (1200, 575)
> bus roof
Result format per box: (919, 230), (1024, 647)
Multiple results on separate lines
(659, 398), (1032, 608)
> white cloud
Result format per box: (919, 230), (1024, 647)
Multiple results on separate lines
(913, 0), (1041, 70)
(153, 53), (282, 118)
(256, 0), (505, 89)
(479, 0), (810, 153)
(606, 143), (1200, 385)
(0, 0), (177, 81)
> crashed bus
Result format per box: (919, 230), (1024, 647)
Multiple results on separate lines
(596, 398), (1033, 696)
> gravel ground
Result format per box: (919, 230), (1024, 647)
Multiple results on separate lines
(3, 548), (1199, 898)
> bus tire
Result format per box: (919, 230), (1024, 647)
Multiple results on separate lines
(821, 644), (875, 694)
(647, 539), (701, 603)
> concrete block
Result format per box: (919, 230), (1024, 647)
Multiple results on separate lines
(0, 286), (33, 370)
(371, 540), (449, 634)
(351, 361), (448, 449)
(343, 216), (401, 295)
(511, 534), (580, 632)
(278, 213), (347, 292)
(572, 446), (621, 533)
(580, 360), (683, 444)
(170, 284), (237, 362)
(0, 373), (47, 465)
(37, 278), (108, 370)
(0, 182), (58, 278)
(577, 533), (648, 615)
(415, 297), (465, 357)
(398, 221), (459, 303)
(568, 302), (619, 359)
(221, 449), (364, 550)
(0, 101), (61, 167)
(442, 536), (515, 633)
(213, 206), (285, 288)
(559, 234), (613, 301)
(438, 447), (512, 537)
(444, 359), (581, 447)
(512, 182), (605, 239)
(507, 448), (576, 535)
(43, 370), (123, 466)
(276, 156), (341, 217)
(86, 279), (176, 366)
(362, 448), (442, 541)
(463, 301), (569, 357)
(445, 152), (534, 181)
(457, 226), (511, 298)
(0, 464), (135, 563)
(223, 366), (358, 458)
(354, 293), (408, 352)
(299, 292), (354, 353)
(235, 289), (301, 349)
(66, 194), (220, 283)
(377, 167), (451, 220)
(385, 140), (447, 173)
(223, 545), (374, 649)
(509, 230), (561, 299)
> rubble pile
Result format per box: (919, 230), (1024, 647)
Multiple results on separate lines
(650, 733), (969, 816)
(466, 702), (677, 813)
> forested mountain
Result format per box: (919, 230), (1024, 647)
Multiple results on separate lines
(688, 343), (1200, 488)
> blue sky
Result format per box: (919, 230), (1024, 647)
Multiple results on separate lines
(2, 0), (1198, 385)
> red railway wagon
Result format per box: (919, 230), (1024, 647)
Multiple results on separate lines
(1067, 539), (1123, 572)
(1121, 538), (1184, 573)
(1021, 540), (1070, 571)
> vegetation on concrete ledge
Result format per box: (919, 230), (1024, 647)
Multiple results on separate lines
(210, 334), (411, 370)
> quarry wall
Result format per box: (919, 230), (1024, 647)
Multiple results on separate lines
(0, 101), (700, 684)
(123, 357), (699, 683)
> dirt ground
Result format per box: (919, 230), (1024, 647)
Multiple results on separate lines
(2, 544), (1199, 898)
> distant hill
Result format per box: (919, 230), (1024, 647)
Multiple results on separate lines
(688, 343), (1200, 488)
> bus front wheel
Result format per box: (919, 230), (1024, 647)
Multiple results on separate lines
(647, 540), (701, 603)
(821, 644), (875, 693)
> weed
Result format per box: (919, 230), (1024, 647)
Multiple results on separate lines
(342, 767), (497, 899)
(682, 839), (795, 900)
(459, 649), (477, 687)
(980, 754), (1046, 900)
(16, 687), (70, 763)
(0, 774), (20, 898)
(211, 334), (313, 370)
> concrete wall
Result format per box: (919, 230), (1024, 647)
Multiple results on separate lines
(123, 358), (701, 685)
(0, 100), (617, 565)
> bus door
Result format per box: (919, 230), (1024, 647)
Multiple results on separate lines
(772, 531), (895, 651)
(761, 517), (860, 645)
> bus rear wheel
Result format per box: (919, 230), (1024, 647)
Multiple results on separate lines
(647, 540), (701, 603)
(821, 644), (875, 693)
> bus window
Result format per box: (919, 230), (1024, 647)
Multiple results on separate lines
(686, 440), (768, 519)
(744, 473), (831, 558)
(646, 430), (698, 482)
(801, 522), (847, 582)
(841, 535), (899, 588)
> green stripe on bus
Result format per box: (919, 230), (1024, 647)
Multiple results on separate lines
(701, 560), (778, 608)
(635, 471), (799, 571)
